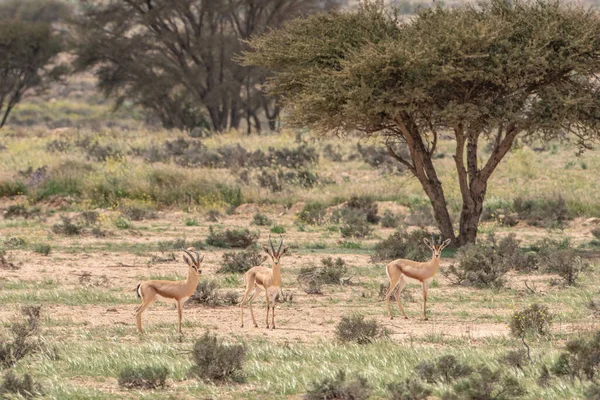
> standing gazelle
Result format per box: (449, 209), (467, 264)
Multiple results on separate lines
(385, 235), (450, 320)
(240, 234), (289, 329)
(135, 248), (203, 334)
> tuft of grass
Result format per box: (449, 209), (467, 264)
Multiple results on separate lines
(252, 212), (272, 226)
(0, 371), (43, 398)
(189, 332), (246, 383)
(270, 225), (286, 234)
(305, 370), (372, 400)
(33, 243), (52, 256)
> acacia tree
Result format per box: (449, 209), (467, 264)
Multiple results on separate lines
(243, 0), (600, 245)
(0, 20), (65, 129)
(73, 0), (342, 132)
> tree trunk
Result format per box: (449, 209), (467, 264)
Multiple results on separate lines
(457, 180), (486, 246)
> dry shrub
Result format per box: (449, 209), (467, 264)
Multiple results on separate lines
(356, 143), (408, 175)
(305, 370), (372, 400)
(252, 212), (272, 226)
(205, 227), (258, 248)
(380, 209), (400, 228)
(0, 371), (43, 398)
(509, 304), (553, 337)
(371, 229), (431, 263)
(189, 332), (246, 383)
(513, 195), (570, 228)
(218, 249), (266, 274)
(296, 202), (327, 225)
(189, 281), (221, 307)
(415, 355), (473, 384)
(0, 306), (42, 369)
(551, 331), (600, 381)
(443, 365), (526, 400)
(3, 204), (41, 219)
(118, 366), (168, 390)
(335, 315), (382, 344)
(499, 350), (529, 371)
(52, 215), (81, 235)
(387, 379), (432, 400)
(298, 257), (348, 294)
(0, 248), (19, 270)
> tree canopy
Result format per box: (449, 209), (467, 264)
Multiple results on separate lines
(244, 0), (600, 245)
(73, 0), (343, 133)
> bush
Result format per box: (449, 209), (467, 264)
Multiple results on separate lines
(443, 366), (526, 400)
(33, 243), (51, 256)
(4, 204), (41, 219)
(118, 366), (168, 390)
(513, 195), (570, 228)
(218, 249), (267, 274)
(188, 280), (221, 307)
(335, 315), (382, 344)
(323, 143), (343, 162)
(551, 331), (600, 381)
(371, 229), (431, 262)
(0, 306), (42, 369)
(205, 227), (258, 248)
(356, 143), (407, 174)
(592, 227), (600, 239)
(305, 370), (372, 400)
(296, 202), (327, 225)
(0, 247), (19, 270)
(297, 257), (348, 294)
(381, 209), (400, 228)
(270, 225), (286, 234)
(445, 234), (527, 288)
(339, 209), (373, 238)
(345, 196), (379, 224)
(52, 216), (81, 236)
(509, 304), (553, 337)
(189, 332), (246, 382)
(120, 204), (157, 221)
(499, 350), (528, 371)
(252, 212), (272, 226)
(0, 371), (43, 398)
(405, 203), (436, 227)
(387, 379), (432, 400)
(587, 383), (600, 400)
(415, 355), (473, 383)
(531, 238), (588, 285)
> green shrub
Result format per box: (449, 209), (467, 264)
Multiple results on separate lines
(118, 366), (168, 390)
(0, 181), (27, 197)
(531, 238), (588, 285)
(445, 234), (526, 288)
(33, 243), (51, 256)
(335, 315), (382, 344)
(415, 355), (473, 383)
(0, 371), (43, 398)
(296, 202), (327, 225)
(509, 304), (553, 337)
(513, 195), (570, 228)
(189, 332), (246, 382)
(218, 249), (266, 274)
(371, 229), (431, 262)
(387, 379), (432, 400)
(344, 196), (379, 224)
(114, 216), (132, 229)
(252, 212), (272, 226)
(270, 225), (286, 234)
(551, 331), (600, 381)
(185, 218), (199, 226)
(52, 216), (81, 236)
(205, 227), (258, 248)
(381, 209), (400, 228)
(188, 281), (221, 306)
(340, 209), (373, 238)
(305, 370), (372, 400)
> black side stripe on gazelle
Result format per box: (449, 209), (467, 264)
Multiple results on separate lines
(136, 283), (142, 298)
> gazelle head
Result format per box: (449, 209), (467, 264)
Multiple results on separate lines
(423, 234), (451, 259)
(182, 247), (204, 276)
(262, 234), (289, 267)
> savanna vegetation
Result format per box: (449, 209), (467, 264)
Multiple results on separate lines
(0, 0), (600, 399)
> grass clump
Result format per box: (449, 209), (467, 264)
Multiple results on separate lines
(305, 370), (372, 400)
(189, 332), (246, 383)
(218, 249), (266, 274)
(32, 243), (51, 256)
(205, 226), (258, 248)
(0, 306), (42, 369)
(118, 366), (168, 390)
(0, 371), (43, 398)
(551, 331), (600, 381)
(415, 355), (473, 383)
(270, 225), (286, 234)
(371, 229), (431, 262)
(335, 315), (382, 344)
(509, 304), (553, 337)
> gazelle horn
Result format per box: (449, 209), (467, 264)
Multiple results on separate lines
(277, 235), (284, 255)
(182, 248), (196, 264)
(268, 233), (276, 256)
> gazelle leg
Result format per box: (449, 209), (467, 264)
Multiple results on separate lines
(385, 268), (402, 319)
(422, 281), (429, 321)
(134, 291), (156, 334)
(177, 300), (183, 334)
(265, 290), (271, 329)
(240, 279), (256, 328)
(395, 277), (408, 319)
(248, 287), (261, 328)
(271, 305), (275, 330)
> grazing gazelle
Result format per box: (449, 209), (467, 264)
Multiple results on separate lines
(134, 248), (203, 334)
(240, 234), (289, 329)
(384, 234), (450, 320)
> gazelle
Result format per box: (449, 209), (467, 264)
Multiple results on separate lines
(240, 234), (289, 329)
(134, 248), (203, 334)
(384, 234), (450, 320)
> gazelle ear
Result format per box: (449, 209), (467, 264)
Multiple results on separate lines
(183, 255), (193, 266)
(441, 238), (451, 249)
(280, 246), (290, 257)
(423, 238), (432, 248)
